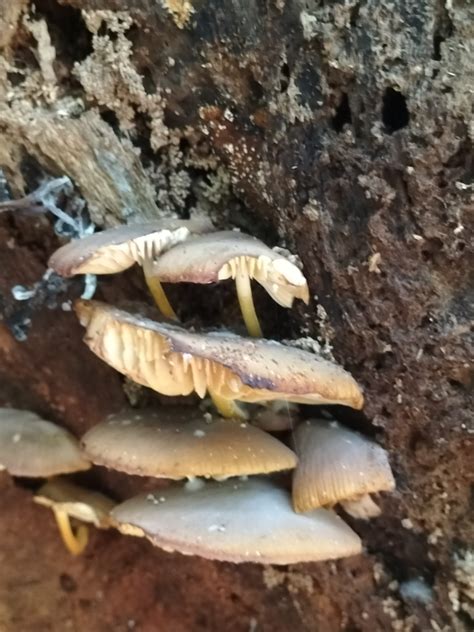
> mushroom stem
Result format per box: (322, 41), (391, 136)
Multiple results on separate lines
(209, 390), (249, 420)
(144, 275), (178, 321)
(53, 507), (89, 555)
(235, 272), (262, 337)
(340, 494), (382, 520)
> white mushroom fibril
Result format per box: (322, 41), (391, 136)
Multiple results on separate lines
(111, 478), (362, 564)
(185, 478), (206, 492)
(0, 408), (90, 477)
(250, 401), (299, 432)
(150, 231), (310, 337)
(292, 419), (395, 516)
(75, 300), (364, 415)
(81, 407), (297, 479)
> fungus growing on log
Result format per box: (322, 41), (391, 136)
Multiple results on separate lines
(0, 408), (92, 553)
(150, 231), (309, 336)
(49, 218), (214, 319)
(34, 478), (116, 555)
(292, 419), (395, 517)
(75, 300), (363, 418)
(111, 477), (362, 564)
(0, 408), (90, 477)
(81, 407), (297, 479)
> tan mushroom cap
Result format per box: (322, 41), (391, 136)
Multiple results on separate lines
(151, 230), (309, 308)
(81, 407), (297, 479)
(292, 419), (395, 513)
(34, 478), (115, 528)
(49, 218), (213, 276)
(0, 408), (90, 477)
(111, 477), (362, 564)
(75, 300), (364, 409)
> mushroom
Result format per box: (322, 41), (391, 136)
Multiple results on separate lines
(75, 300), (364, 419)
(34, 478), (116, 555)
(111, 477), (361, 564)
(0, 408), (92, 553)
(292, 419), (395, 517)
(81, 407), (297, 479)
(149, 231), (309, 336)
(0, 408), (90, 477)
(49, 218), (213, 319)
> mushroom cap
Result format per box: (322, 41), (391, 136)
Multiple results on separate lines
(0, 408), (90, 477)
(292, 419), (395, 513)
(34, 478), (115, 528)
(81, 407), (297, 479)
(75, 300), (364, 409)
(151, 230), (309, 307)
(111, 477), (362, 564)
(49, 218), (213, 276)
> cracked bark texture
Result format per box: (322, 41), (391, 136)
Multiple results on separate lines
(0, 1), (473, 631)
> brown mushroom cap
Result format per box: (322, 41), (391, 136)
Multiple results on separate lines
(151, 230), (309, 307)
(34, 478), (115, 528)
(292, 419), (395, 513)
(111, 477), (362, 564)
(81, 407), (297, 479)
(49, 218), (213, 276)
(75, 300), (364, 409)
(0, 408), (90, 477)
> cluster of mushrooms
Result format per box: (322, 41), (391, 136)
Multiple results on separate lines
(0, 219), (395, 564)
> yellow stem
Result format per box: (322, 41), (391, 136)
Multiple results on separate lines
(145, 275), (178, 321)
(235, 272), (262, 337)
(53, 508), (89, 556)
(209, 389), (248, 420)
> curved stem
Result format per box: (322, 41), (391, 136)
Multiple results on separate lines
(145, 274), (178, 321)
(235, 273), (262, 337)
(53, 508), (89, 555)
(209, 389), (249, 420)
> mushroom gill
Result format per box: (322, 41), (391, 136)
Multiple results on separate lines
(111, 477), (362, 564)
(292, 419), (395, 517)
(34, 478), (116, 555)
(75, 300), (364, 418)
(49, 217), (213, 319)
(81, 407), (297, 479)
(150, 231), (309, 336)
